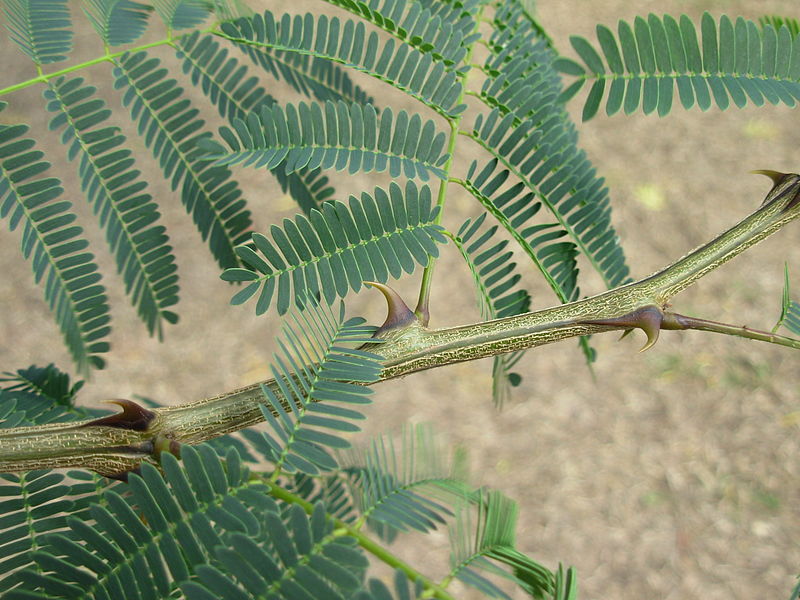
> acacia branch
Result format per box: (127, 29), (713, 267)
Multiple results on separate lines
(1, 174), (799, 476)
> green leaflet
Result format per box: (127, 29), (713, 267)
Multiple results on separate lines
(321, 0), (470, 66)
(44, 76), (180, 338)
(217, 11), (467, 117)
(338, 424), (470, 535)
(2, 0), (73, 65)
(453, 213), (530, 407)
(0, 123), (110, 373)
(0, 364), (88, 425)
(464, 160), (580, 305)
(238, 44), (374, 108)
(472, 0), (630, 290)
(255, 300), (382, 477)
(152, 0), (214, 31)
(786, 301), (800, 335)
(563, 12), (800, 119)
(221, 181), (446, 315)
(112, 50), (253, 269)
(203, 100), (448, 181)
(759, 15), (800, 38)
(5, 446), (369, 600)
(0, 365), (112, 593)
(448, 490), (556, 599)
(774, 266), (800, 336)
(176, 32), (336, 214)
(83, 0), (152, 47)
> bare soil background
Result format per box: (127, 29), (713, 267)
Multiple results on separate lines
(1, 1), (799, 598)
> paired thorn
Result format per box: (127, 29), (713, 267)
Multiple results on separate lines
(82, 399), (156, 431)
(580, 305), (672, 352)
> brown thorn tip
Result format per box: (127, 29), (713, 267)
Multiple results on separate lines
(83, 399), (156, 431)
(364, 281), (418, 335)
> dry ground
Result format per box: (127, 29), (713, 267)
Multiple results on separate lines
(1, 1), (799, 598)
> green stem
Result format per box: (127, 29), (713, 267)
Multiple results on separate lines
(0, 31), (213, 97)
(667, 313), (800, 349)
(265, 480), (456, 600)
(415, 4), (486, 322)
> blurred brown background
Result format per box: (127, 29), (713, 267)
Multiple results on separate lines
(1, 0), (799, 598)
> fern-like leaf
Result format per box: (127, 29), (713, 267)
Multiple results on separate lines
(176, 32), (337, 214)
(0, 364), (88, 426)
(221, 181), (446, 315)
(0, 366), (112, 593)
(203, 100), (448, 181)
(217, 11), (466, 117)
(340, 424), (469, 535)
(321, 0), (472, 66)
(470, 0), (630, 290)
(182, 500), (368, 600)
(448, 490), (556, 599)
(83, 0), (152, 47)
(152, 0), (213, 30)
(2, 0), (73, 65)
(8, 446), (260, 598)
(255, 300), (381, 476)
(240, 44), (374, 107)
(112, 51), (252, 269)
(453, 214), (530, 407)
(562, 13), (800, 120)
(7, 445), (370, 600)
(44, 76), (179, 337)
(464, 160), (580, 304)
(0, 123), (110, 373)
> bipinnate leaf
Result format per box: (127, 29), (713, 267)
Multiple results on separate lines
(448, 490), (559, 599)
(176, 31), (337, 214)
(152, 0), (213, 30)
(0, 123), (110, 373)
(44, 76), (180, 337)
(83, 0), (152, 46)
(563, 13), (800, 119)
(254, 299), (382, 476)
(473, 1), (630, 290)
(339, 424), (470, 535)
(218, 11), (466, 116)
(202, 100), (449, 181)
(3, 0), (73, 64)
(222, 181), (447, 315)
(113, 50), (253, 270)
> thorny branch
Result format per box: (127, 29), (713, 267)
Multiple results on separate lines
(0, 172), (799, 477)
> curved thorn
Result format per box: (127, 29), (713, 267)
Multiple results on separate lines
(82, 399), (156, 431)
(364, 281), (419, 335)
(751, 170), (800, 212)
(636, 308), (662, 352)
(751, 169), (789, 186)
(579, 305), (664, 352)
